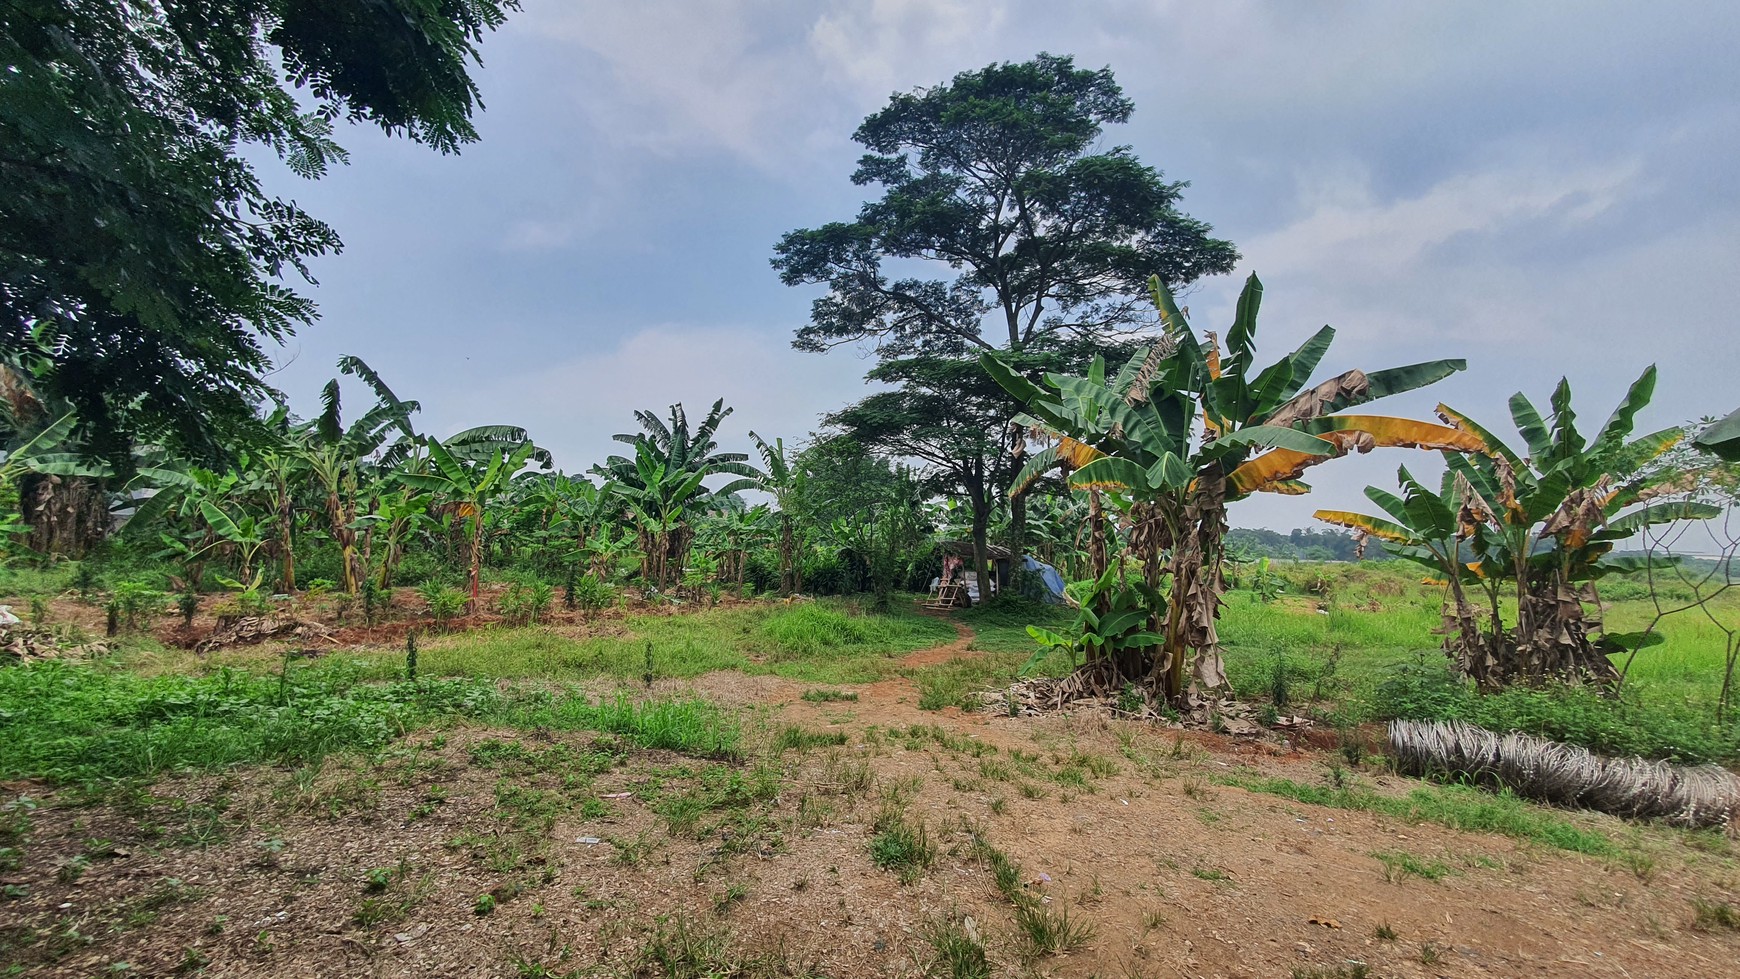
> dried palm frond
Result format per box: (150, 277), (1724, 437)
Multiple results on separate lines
(1388, 719), (1740, 830)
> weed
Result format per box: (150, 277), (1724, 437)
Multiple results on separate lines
(1222, 774), (1614, 855)
(800, 688), (859, 703)
(610, 829), (658, 867)
(473, 893), (497, 916)
(1692, 898), (1740, 931)
(868, 806), (934, 884)
(1418, 942), (1445, 965)
(1371, 850), (1455, 883)
(1291, 965), (1370, 979)
(773, 725), (849, 752)
(712, 882), (749, 913)
(1374, 922), (1397, 941)
(1014, 899), (1095, 958)
(922, 915), (991, 979)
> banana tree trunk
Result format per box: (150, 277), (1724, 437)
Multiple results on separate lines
(277, 481), (296, 593)
(468, 515), (483, 611)
(779, 515), (797, 595)
(19, 473), (108, 558)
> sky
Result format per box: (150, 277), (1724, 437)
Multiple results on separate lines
(262, 0), (1740, 530)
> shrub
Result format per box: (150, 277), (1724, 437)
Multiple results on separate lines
(567, 575), (617, 612)
(418, 582), (468, 631)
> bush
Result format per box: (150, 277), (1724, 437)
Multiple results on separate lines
(496, 579), (555, 625)
(567, 575), (617, 612)
(388, 549), (454, 588)
(801, 551), (851, 596)
(744, 550), (781, 595)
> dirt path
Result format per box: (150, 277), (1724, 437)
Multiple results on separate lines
(744, 619), (1740, 978)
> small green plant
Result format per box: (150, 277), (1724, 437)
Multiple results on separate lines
(1116, 683), (1145, 714)
(176, 590), (199, 626)
(800, 688), (859, 703)
(361, 577), (388, 626)
(1692, 898), (1740, 931)
(405, 630), (419, 681)
(1291, 965), (1370, 979)
(473, 893), (497, 916)
(642, 640), (656, 689)
(568, 574), (616, 612)
(1371, 850), (1455, 883)
(1418, 942), (1444, 965)
(73, 563), (100, 599)
(419, 582), (467, 631)
(922, 915), (991, 979)
(868, 805), (934, 884)
(773, 725), (848, 752)
(1013, 899), (1095, 957)
(1374, 922), (1397, 941)
(1252, 556), (1285, 603)
(28, 596), (48, 626)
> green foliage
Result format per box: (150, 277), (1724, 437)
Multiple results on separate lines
(1224, 774), (1613, 855)
(418, 581), (468, 630)
(0, 661), (499, 782)
(495, 578), (555, 625)
(760, 603), (948, 659)
(1, 0), (517, 461)
(868, 805), (934, 883)
(921, 916), (991, 979)
(566, 574), (617, 612)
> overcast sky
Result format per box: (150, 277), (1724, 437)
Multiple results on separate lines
(263, 0), (1740, 530)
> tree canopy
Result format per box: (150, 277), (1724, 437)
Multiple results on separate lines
(772, 52), (1238, 360)
(775, 53), (1239, 595)
(0, 0), (519, 465)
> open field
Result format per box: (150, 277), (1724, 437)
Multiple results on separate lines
(2, 577), (1738, 978)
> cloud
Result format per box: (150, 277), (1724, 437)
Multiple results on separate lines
(808, 0), (1009, 100)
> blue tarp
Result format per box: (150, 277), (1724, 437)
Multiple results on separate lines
(1023, 555), (1068, 604)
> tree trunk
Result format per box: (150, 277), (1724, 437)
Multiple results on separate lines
(969, 510), (991, 607)
(19, 474), (108, 557)
(779, 515), (797, 595)
(468, 517), (483, 611)
(277, 479), (296, 593)
(1087, 489), (1108, 579)
(1006, 490), (1028, 597)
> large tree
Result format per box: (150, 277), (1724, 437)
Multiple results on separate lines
(0, 0), (518, 465)
(773, 53), (1238, 593)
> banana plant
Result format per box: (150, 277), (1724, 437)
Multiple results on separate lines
(595, 403), (762, 592)
(194, 500), (273, 589)
(983, 272), (1478, 706)
(1319, 366), (1719, 688)
(749, 432), (806, 595)
(400, 437), (540, 609)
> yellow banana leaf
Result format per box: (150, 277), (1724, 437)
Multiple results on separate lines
(1228, 416), (1485, 496)
(1313, 509), (1412, 543)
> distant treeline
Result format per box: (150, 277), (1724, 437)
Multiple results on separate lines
(1226, 527), (1394, 563)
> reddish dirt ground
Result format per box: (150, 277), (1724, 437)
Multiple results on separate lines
(2, 613), (1737, 977)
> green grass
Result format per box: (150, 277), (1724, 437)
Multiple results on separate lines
(867, 805), (934, 883)
(0, 657), (741, 784)
(1210, 563), (1740, 762)
(1223, 772), (1614, 855)
(357, 599), (954, 687)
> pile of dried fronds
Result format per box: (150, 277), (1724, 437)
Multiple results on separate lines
(1388, 718), (1740, 830)
(195, 614), (336, 653)
(1, 627), (108, 665)
(983, 666), (1268, 732)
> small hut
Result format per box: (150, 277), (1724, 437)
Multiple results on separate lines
(933, 541), (1011, 606)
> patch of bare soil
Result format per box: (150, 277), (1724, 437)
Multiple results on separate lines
(3, 619), (1737, 978)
